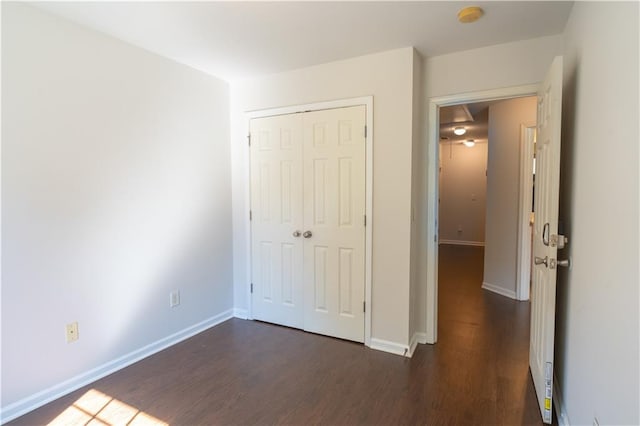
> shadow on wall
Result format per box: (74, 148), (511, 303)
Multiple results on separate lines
(553, 49), (580, 396)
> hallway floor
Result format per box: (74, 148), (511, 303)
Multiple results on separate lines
(435, 244), (542, 425)
(9, 245), (543, 425)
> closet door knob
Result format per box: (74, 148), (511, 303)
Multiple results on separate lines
(292, 230), (301, 237)
(303, 231), (313, 239)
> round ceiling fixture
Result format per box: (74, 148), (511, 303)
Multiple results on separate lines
(457, 6), (484, 23)
(463, 139), (476, 147)
(453, 126), (467, 136)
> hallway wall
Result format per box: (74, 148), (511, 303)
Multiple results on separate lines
(483, 97), (536, 299)
(438, 141), (488, 245)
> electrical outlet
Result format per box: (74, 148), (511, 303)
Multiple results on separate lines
(170, 290), (180, 308)
(457, 225), (463, 233)
(66, 322), (79, 343)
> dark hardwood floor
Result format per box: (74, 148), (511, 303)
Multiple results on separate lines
(9, 245), (543, 425)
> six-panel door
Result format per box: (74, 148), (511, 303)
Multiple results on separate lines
(250, 113), (305, 329)
(250, 105), (366, 342)
(530, 56), (563, 424)
(302, 106), (366, 342)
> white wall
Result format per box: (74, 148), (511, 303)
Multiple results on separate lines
(231, 48), (416, 347)
(483, 97), (536, 297)
(425, 35), (563, 99)
(1, 2), (232, 416)
(555, 2), (639, 424)
(421, 35), (563, 338)
(438, 140), (488, 245)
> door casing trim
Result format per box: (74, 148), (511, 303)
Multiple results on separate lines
(426, 85), (538, 344)
(244, 96), (374, 347)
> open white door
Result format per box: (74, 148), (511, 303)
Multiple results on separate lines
(530, 56), (567, 424)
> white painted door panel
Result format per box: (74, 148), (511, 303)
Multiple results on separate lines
(530, 56), (563, 424)
(250, 106), (366, 343)
(250, 114), (304, 329)
(302, 106), (366, 342)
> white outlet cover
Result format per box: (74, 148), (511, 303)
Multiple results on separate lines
(170, 291), (180, 307)
(66, 322), (79, 343)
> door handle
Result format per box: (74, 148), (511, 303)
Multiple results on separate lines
(303, 230), (313, 239)
(556, 259), (570, 268)
(292, 230), (301, 237)
(534, 256), (548, 267)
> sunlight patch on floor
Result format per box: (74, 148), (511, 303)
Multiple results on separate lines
(47, 389), (168, 426)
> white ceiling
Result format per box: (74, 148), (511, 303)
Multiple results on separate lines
(32, 1), (574, 82)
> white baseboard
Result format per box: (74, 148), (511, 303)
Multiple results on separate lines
(553, 373), (570, 426)
(370, 338), (410, 357)
(408, 332), (427, 357)
(439, 239), (485, 247)
(0, 309), (234, 424)
(482, 282), (517, 300)
(233, 308), (248, 319)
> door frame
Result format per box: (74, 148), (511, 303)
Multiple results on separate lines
(516, 122), (537, 301)
(425, 85), (538, 344)
(244, 96), (374, 347)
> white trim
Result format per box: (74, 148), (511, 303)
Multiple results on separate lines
(439, 239), (485, 247)
(425, 101), (439, 345)
(244, 96), (374, 347)
(245, 97), (374, 119)
(426, 84), (539, 345)
(233, 308), (248, 320)
(244, 113), (253, 321)
(364, 99), (373, 349)
(370, 338), (410, 357)
(0, 310), (233, 424)
(415, 332), (428, 344)
(553, 373), (570, 426)
(516, 123), (536, 301)
(481, 282), (517, 300)
(408, 334), (419, 357)
(408, 331), (427, 357)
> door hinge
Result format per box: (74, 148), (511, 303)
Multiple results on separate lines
(250, 283), (254, 293)
(364, 215), (367, 226)
(364, 125), (368, 138)
(249, 210), (252, 221)
(247, 134), (251, 146)
(363, 301), (366, 313)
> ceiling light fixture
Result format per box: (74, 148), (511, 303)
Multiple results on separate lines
(463, 139), (476, 147)
(453, 126), (467, 136)
(457, 6), (484, 24)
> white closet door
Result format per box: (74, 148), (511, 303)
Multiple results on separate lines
(302, 106), (366, 342)
(250, 114), (304, 329)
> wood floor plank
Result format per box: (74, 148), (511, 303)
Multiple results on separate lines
(8, 245), (545, 425)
